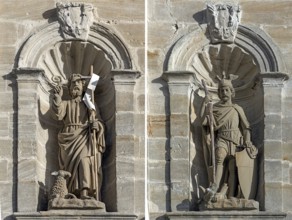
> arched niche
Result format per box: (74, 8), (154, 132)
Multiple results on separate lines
(162, 24), (289, 212)
(14, 20), (140, 214)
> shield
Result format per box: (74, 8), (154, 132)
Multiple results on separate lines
(236, 148), (257, 199)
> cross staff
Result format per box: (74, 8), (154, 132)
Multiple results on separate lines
(83, 65), (100, 200)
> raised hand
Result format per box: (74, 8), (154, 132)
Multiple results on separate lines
(54, 84), (63, 97)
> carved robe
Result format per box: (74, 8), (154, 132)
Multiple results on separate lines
(52, 96), (105, 197)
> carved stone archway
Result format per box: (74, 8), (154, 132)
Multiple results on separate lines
(13, 8), (140, 216)
(163, 22), (288, 213)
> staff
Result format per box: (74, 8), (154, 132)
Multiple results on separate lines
(83, 65), (100, 200)
(91, 66), (99, 201)
(202, 79), (216, 184)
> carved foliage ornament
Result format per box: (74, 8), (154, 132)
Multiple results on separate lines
(206, 3), (241, 44)
(56, 2), (94, 40)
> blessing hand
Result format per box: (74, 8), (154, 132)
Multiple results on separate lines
(54, 84), (63, 97)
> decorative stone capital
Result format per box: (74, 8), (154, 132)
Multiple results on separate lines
(162, 71), (194, 85)
(260, 72), (289, 87)
(111, 70), (141, 85)
(56, 2), (94, 40)
(206, 3), (241, 44)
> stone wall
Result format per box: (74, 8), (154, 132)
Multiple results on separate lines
(148, 0), (292, 218)
(0, 1), (144, 219)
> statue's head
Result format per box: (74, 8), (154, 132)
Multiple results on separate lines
(218, 78), (235, 102)
(68, 74), (86, 98)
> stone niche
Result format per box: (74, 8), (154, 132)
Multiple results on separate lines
(12, 3), (140, 220)
(162, 6), (289, 219)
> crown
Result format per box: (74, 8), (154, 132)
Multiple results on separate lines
(216, 72), (238, 89)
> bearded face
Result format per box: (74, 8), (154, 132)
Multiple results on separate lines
(69, 79), (84, 98)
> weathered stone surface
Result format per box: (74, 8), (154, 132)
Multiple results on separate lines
(114, 23), (145, 47)
(116, 176), (135, 212)
(241, 2), (292, 25)
(14, 211), (138, 220)
(17, 181), (39, 212)
(148, 22), (180, 49)
(116, 156), (135, 176)
(0, 46), (16, 65)
(170, 159), (189, 182)
(264, 140), (283, 159)
(199, 198), (259, 211)
(48, 198), (106, 210)
(171, 181), (191, 211)
(0, 159), (8, 181)
(115, 135), (135, 156)
(265, 182), (283, 212)
(265, 159), (283, 182)
(115, 112), (135, 135)
(134, 179), (145, 213)
(137, 48), (145, 74)
(264, 114), (282, 141)
(148, 138), (170, 161)
(283, 184), (292, 212)
(148, 115), (170, 138)
(0, 22), (17, 46)
(170, 137), (189, 160)
(135, 113), (145, 136)
(283, 142), (292, 162)
(169, 94), (189, 114)
(149, 182), (170, 212)
(115, 90), (134, 111)
(0, 113), (9, 138)
(170, 114), (189, 137)
(147, 49), (164, 74)
(0, 1), (55, 20)
(166, 211), (287, 220)
(95, 0), (144, 21)
(263, 87), (282, 113)
(148, 160), (169, 182)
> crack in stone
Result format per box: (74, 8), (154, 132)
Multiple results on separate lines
(165, 0), (179, 34)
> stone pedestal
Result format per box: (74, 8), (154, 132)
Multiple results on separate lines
(14, 211), (137, 220)
(166, 211), (286, 220)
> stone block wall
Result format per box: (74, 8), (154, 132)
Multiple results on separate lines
(1, 0), (292, 219)
(0, 1), (144, 219)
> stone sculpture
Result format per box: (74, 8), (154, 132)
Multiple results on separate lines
(50, 73), (106, 210)
(206, 3), (241, 43)
(200, 75), (258, 210)
(56, 2), (94, 40)
(49, 170), (76, 200)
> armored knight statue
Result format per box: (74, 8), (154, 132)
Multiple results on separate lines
(51, 73), (105, 204)
(200, 76), (258, 208)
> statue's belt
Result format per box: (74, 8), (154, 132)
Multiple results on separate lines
(64, 123), (88, 128)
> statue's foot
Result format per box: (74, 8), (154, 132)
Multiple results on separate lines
(65, 193), (77, 199)
(80, 195), (94, 200)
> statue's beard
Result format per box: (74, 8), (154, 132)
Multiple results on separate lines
(71, 87), (82, 98)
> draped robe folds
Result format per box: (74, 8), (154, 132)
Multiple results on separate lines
(51, 96), (105, 196)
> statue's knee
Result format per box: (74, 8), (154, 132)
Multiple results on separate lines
(216, 148), (227, 164)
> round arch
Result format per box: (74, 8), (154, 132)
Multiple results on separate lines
(165, 24), (287, 74)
